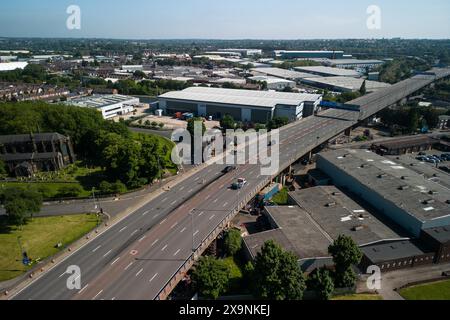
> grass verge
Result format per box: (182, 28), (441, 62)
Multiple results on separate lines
(0, 214), (100, 282)
(399, 280), (450, 300)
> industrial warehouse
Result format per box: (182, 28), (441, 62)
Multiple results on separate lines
(243, 148), (450, 273)
(67, 94), (140, 119)
(158, 87), (323, 122)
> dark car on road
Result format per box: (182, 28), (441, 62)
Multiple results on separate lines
(222, 166), (237, 174)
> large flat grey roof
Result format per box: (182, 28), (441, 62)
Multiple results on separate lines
(423, 226), (450, 244)
(289, 186), (406, 246)
(243, 229), (297, 260)
(294, 66), (361, 77)
(159, 86), (322, 109)
(68, 94), (138, 109)
(265, 205), (332, 259)
(251, 67), (321, 80)
(362, 241), (426, 263)
(302, 76), (391, 92)
(318, 149), (450, 222)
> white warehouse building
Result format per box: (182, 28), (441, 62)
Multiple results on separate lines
(67, 94), (139, 119)
(158, 87), (322, 123)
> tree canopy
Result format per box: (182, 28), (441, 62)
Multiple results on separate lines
(224, 229), (243, 256)
(307, 268), (335, 300)
(328, 235), (362, 288)
(220, 115), (237, 130)
(1, 187), (43, 226)
(267, 116), (289, 130)
(191, 256), (231, 300)
(251, 240), (306, 300)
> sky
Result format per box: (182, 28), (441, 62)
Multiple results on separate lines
(1, 0), (449, 39)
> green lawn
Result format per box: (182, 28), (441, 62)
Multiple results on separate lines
(271, 187), (289, 205)
(332, 294), (383, 300)
(0, 214), (100, 282)
(400, 280), (450, 300)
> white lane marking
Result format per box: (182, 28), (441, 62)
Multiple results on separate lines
(92, 290), (103, 300)
(161, 197), (168, 203)
(170, 200), (177, 205)
(103, 250), (112, 257)
(79, 284), (89, 294)
(174, 249), (181, 256)
(193, 230), (199, 236)
(119, 226), (127, 233)
(131, 229), (139, 236)
(92, 245), (101, 253)
(209, 214), (216, 221)
(136, 268), (143, 277)
(223, 202), (228, 207)
(188, 188), (193, 193)
(124, 262), (133, 271)
(198, 211), (205, 217)
(149, 273), (158, 283)
(59, 272), (66, 279)
(170, 222), (178, 229)
(213, 198), (218, 203)
(160, 218), (167, 225)
(180, 227), (187, 233)
(142, 211), (149, 216)
(194, 177), (200, 181)
(111, 257), (121, 266)
(179, 186), (185, 191)
(151, 239), (159, 247)
(219, 184), (224, 189)
(138, 235), (146, 242)
(161, 245), (168, 251)
(152, 213), (160, 220)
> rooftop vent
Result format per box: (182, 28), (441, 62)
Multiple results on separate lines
(399, 185), (410, 191)
(429, 190), (438, 195)
(378, 174), (388, 179)
(401, 176), (408, 180)
(326, 202), (337, 207)
(352, 225), (365, 232)
(423, 199), (435, 205)
(332, 192), (341, 196)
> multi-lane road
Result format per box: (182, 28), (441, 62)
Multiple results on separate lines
(10, 68), (450, 300)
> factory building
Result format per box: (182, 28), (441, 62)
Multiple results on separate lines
(243, 186), (417, 273)
(421, 226), (450, 263)
(294, 66), (361, 78)
(274, 50), (345, 60)
(248, 76), (296, 91)
(222, 49), (263, 57)
(317, 149), (450, 238)
(67, 94), (140, 119)
(301, 76), (391, 93)
(322, 59), (385, 70)
(158, 87), (322, 123)
(251, 67), (320, 82)
(0, 61), (28, 72)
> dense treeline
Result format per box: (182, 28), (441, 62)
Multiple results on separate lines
(0, 102), (175, 187)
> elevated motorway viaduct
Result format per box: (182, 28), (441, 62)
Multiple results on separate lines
(9, 68), (450, 300)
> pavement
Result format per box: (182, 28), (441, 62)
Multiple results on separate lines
(375, 262), (450, 300)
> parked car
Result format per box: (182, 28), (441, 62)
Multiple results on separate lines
(222, 166), (236, 174)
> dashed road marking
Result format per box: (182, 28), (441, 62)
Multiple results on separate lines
(161, 245), (168, 251)
(124, 262), (133, 271)
(180, 227), (187, 233)
(193, 230), (199, 236)
(136, 268), (143, 277)
(174, 249), (180, 256)
(131, 229), (139, 236)
(79, 284), (89, 294)
(103, 250), (112, 257)
(160, 219), (167, 225)
(92, 245), (101, 253)
(149, 273), (158, 283)
(170, 222), (178, 229)
(111, 257), (120, 265)
(92, 290), (103, 300)
(119, 226), (128, 233)
(138, 235), (146, 242)
(209, 214), (216, 221)
(151, 239), (159, 247)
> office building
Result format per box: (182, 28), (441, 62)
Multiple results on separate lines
(67, 94), (140, 119)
